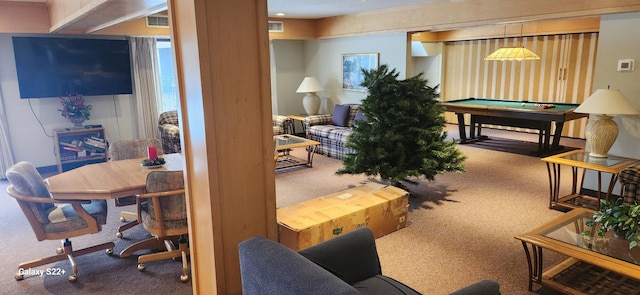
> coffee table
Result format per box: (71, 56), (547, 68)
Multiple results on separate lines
(515, 208), (640, 294)
(274, 134), (320, 170)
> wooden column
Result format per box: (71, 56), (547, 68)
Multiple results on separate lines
(168, 0), (277, 294)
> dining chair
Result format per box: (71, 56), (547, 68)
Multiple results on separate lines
(120, 170), (190, 282)
(109, 138), (164, 238)
(5, 161), (115, 282)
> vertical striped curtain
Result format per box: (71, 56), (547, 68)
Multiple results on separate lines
(0, 85), (15, 177)
(442, 33), (598, 139)
(130, 37), (161, 139)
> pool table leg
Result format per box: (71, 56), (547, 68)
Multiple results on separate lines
(456, 113), (469, 142)
(551, 122), (565, 149)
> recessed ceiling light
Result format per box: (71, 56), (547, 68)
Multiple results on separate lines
(276, 13), (286, 17)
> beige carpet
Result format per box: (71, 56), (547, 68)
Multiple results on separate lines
(276, 125), (585, 295)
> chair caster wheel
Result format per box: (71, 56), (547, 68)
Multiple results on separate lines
(116, 232), (123, 238)
(106, 248), (114, 255)
(120, 216), (126, 222)
(68, 274), (77, 282)
(15, 274), (24, 281)
(56, 247), (64, 254)
(180, 274), (190, 283)
(137, 264), (145, 271)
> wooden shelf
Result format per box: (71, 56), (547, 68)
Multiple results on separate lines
(542, 257), (640, 295)
(53, 127), (107, 172)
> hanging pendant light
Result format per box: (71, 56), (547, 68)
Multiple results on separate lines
(484, 24), (540, 61)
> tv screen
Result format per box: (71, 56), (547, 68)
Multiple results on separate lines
(12, 36), (133, 99)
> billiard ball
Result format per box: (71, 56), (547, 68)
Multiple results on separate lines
(522, 103), (526, 107)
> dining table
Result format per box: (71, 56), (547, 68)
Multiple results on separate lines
(45, 153), (184, 200)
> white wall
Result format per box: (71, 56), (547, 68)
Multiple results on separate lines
(584, 12), (640, 192)
(594, 12), (640, 159)
(0, 34), (137, 168)
(272, 39), (306, 116)
(303, 33), (408, 114)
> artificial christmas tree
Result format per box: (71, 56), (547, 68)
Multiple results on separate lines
(337, 65), (466, 190)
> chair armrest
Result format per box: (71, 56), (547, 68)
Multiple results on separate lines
(449, 280), (501, 295)
(158, 124), (180, 136)
(238, 236), (358, 295)
(304, 114), (333, 127)
(135, 189), (185, 223)
(7, 186), (91, 204)
(299, 227), (382, 285)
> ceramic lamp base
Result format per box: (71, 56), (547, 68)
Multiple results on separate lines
(585, 114), (618, 158)
(302, 92), (320, 115)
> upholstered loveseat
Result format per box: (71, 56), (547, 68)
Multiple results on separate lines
(238, 226), (501, 295)
(303, 104), (364, 160)
(158, 111), (292, 154)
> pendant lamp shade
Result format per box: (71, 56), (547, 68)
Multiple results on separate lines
(485, 24), (540, 61)
(484, 47), (540, 61)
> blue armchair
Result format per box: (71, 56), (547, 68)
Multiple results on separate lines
(238, 227), (500, 295)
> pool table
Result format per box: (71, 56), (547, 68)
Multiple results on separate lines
(440, 98), (587, 155)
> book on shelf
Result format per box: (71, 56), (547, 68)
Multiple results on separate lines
(84, 137), (106, 149)
(60, 155), (77, 161)
(62, 146), (83, 152)
(59, 149), (77, 160)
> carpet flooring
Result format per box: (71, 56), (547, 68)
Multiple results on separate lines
(1, 124), (586, 294)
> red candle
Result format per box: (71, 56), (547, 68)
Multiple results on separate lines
(147, 146), (158, 161)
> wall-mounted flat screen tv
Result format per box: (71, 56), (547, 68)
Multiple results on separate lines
(12, 36), (133, 99)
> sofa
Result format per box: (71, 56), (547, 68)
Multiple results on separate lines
(158, 111), (292, 154)
(303, 104), (363, 160)
(158, 110), (181, 154)
(238, 227), (501, 295)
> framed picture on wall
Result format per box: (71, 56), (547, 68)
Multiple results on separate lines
(342, 53), (379, 91)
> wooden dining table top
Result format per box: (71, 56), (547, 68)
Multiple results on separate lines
(45, 153), (184, 200)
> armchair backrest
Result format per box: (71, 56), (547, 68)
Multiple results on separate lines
(158, 110), (179, 126)
(110, 138), (164, 161)
(238, 236), (358, 295)
(5, 161), (54, 226)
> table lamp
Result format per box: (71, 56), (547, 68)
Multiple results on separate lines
(574, 89), (639, 158)
(296, 77), (323, 115)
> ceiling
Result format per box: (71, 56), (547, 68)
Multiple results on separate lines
(267, 0), (441, 19)
(0, 0), (443, 19)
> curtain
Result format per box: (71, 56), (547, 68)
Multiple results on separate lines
(130, 37), (161, 139)
(0, 85), (15, 177)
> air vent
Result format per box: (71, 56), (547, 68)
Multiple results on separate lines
(146, 16), (169, 28)
(268, 21), (283, 32)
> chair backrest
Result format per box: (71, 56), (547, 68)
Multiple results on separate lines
(158, 110), (179, 126)
(5, 161), (54, 226)
(141, 171), (187, 236)
(110, 138), (164, 161)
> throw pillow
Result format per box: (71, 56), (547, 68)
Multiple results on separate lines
(332, 104), (350, 127)
(353, 110), (367, 124)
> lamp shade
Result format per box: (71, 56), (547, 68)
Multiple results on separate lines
(484, 47), (540, 61)
(574, 89), (639, 115)
(296, 77), (323, 93)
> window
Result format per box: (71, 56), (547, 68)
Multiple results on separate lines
(156, 39), (179, 112)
